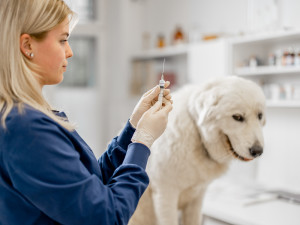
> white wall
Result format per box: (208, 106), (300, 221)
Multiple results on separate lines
(278, 0), (300, 29)
(104, 0), (147, 149)
(188, 0), (248, 34)
(133, 0), (300, 49)
(44, 87), (102, 156)
(140, 0), (248, 49)
(258, 108), (300, 192)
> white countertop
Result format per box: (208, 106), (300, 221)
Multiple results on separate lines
(202, 180), (300, 225)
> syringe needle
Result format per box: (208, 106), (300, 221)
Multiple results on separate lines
(161, 58), (165, 80)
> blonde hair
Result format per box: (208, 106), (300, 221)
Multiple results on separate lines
(0, 0), (74, 130)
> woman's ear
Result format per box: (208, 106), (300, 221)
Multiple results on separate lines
(20, 34), (34, 59)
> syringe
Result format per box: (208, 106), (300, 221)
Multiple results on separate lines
(158, 58), (166, 107)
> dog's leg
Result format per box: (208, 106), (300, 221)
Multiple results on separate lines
(152, 189), (180, 225)
(182, 189), (206, 225)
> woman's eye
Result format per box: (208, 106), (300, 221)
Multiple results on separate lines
(60, 40), (67, 44)
(232, 114), (244, 122)
(258, 113), (263, 120)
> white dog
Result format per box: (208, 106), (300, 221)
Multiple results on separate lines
(129, 76), (266, 225)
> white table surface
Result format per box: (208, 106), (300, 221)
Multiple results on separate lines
(202, 181), (300, 225)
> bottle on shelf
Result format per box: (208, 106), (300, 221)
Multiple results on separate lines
(268, 53), (276, 66)
(282, 49), (289, 66)
(172, 26), (185, 45)
(289, 48), (295, 66)
(142, 32), (151, 50)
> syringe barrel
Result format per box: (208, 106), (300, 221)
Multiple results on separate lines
(158, 89), (164, 102)
(158, 78), (165, 107)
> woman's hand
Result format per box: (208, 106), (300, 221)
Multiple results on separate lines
(131, 98), (173, 149)
(129, 81), (172, 128)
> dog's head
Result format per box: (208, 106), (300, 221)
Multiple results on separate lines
(188, 76), (266, 164)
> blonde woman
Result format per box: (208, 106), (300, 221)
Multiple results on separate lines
(0, 0), (172, 224)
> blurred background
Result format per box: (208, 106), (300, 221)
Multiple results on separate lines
(44, 0), (300, 224)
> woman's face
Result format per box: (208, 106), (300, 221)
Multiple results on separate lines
(31, 18), (73, 87)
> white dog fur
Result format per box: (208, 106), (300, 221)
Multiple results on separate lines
(129, 76), (266, 225)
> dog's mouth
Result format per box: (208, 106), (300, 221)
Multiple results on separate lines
(225, 134), (252, 162)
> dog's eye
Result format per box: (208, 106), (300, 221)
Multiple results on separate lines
(258, 113), (263, 120)
(232, 114), (244, 122)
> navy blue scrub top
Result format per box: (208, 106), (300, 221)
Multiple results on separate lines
(0, 104), (150, 225)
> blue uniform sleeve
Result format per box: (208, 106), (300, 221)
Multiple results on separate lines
(98, 120), (144, 185)
(3, 113), (150, 225)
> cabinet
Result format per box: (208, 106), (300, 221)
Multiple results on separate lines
(229, 30), (300, 108)
(228, 30), (300, 194)
(188, 39), (228, 83)
(131, 31), (300, 108)
(130, 39), (228, 95)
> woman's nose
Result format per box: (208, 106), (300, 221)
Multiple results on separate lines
(66, 42), (73, 58)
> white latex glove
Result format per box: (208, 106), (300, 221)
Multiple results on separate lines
(129, 81), (172, 128)
(131, 98), (173, 149)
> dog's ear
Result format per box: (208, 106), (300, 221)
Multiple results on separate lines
(188, 88), (222, 126)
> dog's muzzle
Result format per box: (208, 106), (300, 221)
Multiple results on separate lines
(225, 134), (263, 161)
(249, 145), (263, 158)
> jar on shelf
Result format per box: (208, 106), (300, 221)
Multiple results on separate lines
(275, 49), (282, 66)
(157, 34), (165, 48)
(279, 84), (286, 99)
(269, 83), (281, 101)
(293, 84), (300, 100)
(294, 49), (300, 66)
(249, 55), (258, 68)
(284, 83), (294, 100)
(142, 32), (150, 50)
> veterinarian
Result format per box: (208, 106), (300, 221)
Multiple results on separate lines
(0, 0), (173, 224)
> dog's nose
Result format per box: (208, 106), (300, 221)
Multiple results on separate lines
(249, 145), (263, 158)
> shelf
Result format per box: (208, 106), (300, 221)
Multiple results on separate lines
(266, 100), (300, 108)
(230, 29), (300, 45)
(234, 66), (300, 76)
(132, 44), (188, 60)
